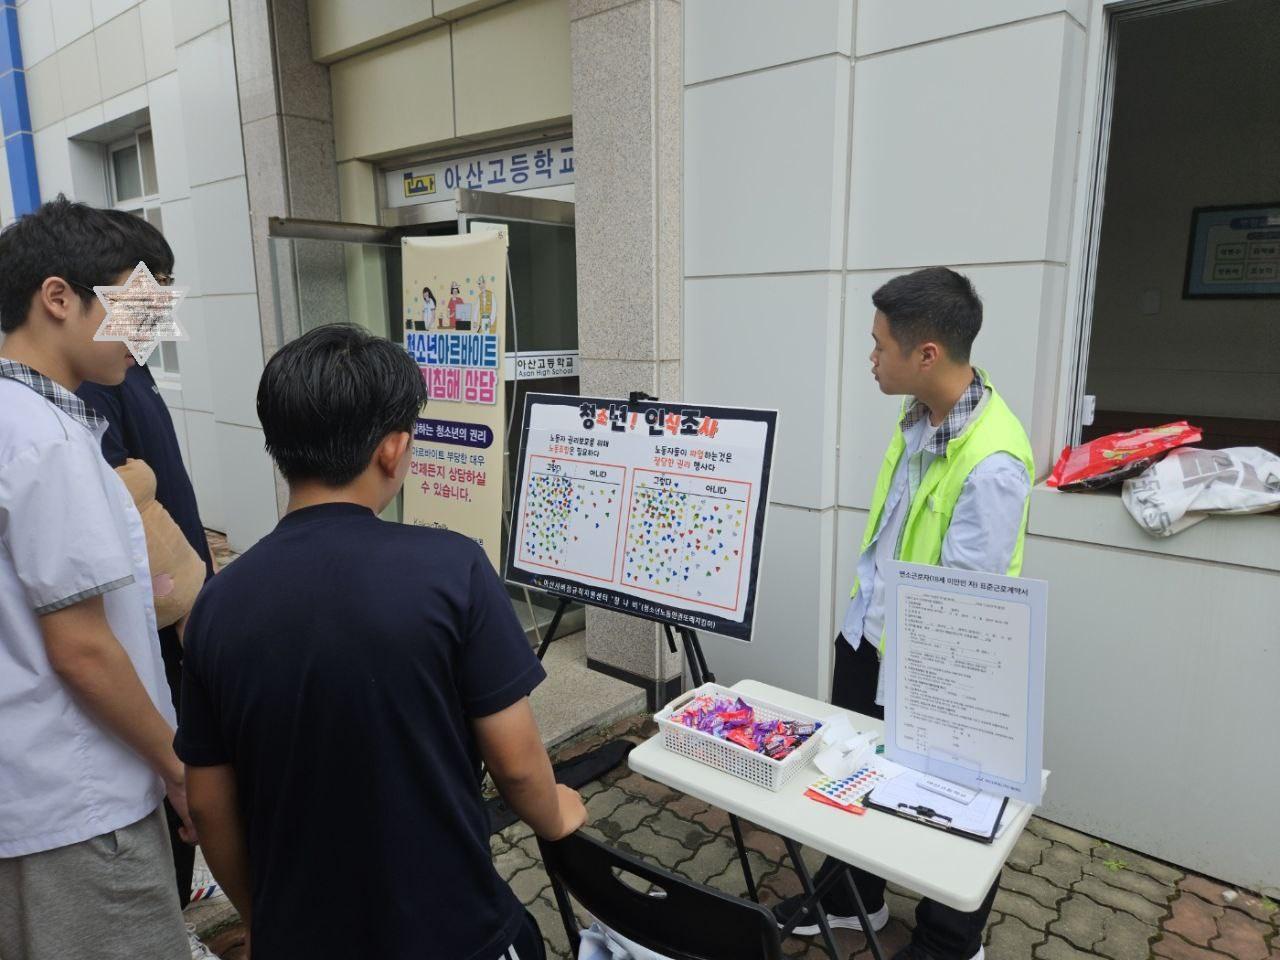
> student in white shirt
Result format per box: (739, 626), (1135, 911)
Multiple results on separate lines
(0, 197), (193, 960)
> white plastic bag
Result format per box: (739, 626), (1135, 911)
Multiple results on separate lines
(1122, 447), (1280, 536)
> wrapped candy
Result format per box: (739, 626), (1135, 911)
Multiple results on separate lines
(673, 693), (822, 761)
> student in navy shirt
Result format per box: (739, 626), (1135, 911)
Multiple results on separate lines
(176, 324), (586, 960)
(76, 212), (215, 917)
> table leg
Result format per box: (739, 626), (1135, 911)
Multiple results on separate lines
(727, 814), (759, 902)
(783, 837), (841, 960)
(838, 866), (887, 960)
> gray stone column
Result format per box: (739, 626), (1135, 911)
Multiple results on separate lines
(229, 0), (345, 513)
(570, 0), (684, 701)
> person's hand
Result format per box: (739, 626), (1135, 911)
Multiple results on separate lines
(164, 771), (198, 844)
(544, 785), (587, 841)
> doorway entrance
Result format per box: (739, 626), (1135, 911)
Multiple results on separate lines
(267, 189), (583, 642)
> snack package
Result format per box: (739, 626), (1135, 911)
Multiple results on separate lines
(1047, 422), (1201, 491)
(672, 694), (820, 761)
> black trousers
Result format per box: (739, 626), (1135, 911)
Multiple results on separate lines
(821, 635), (998, 960)
(160, 624), (196, 909)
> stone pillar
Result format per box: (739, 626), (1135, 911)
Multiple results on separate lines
(229, 0), (345, 513)
(570, 0), (684, 703)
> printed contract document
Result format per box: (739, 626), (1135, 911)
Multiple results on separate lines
(882, 562), (1047, 804)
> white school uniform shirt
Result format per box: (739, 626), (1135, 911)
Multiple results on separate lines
(0, 361), (174, 858)
(841, 375), (1031, 703)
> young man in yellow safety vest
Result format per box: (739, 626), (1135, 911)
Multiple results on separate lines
(776, 267), (1034, 960)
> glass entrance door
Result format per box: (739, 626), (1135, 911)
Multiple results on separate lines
(267, 190), (582, 643)
(456, 190), (582, 641)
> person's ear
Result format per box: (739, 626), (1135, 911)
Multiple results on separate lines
(918, 341), (940, 370)
(374, 431), (412, 478)
(39, 277), (80, 324)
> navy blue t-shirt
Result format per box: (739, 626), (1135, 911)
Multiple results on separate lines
(75, 365), (214, 577)
(175, 503), (545, 960)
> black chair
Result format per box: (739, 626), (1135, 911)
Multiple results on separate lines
(537, 831), (783, 960)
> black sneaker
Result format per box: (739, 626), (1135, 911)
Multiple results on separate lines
(772, 894), (890, 936)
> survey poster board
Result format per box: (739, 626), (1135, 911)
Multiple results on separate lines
(883, 562), (1047, 805)
(505, 394), (777, 641)
(402, 231), (508, 570)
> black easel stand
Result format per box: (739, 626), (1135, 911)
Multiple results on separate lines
(535, 597), (573, 661)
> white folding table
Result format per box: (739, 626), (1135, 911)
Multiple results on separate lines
(628, 680), (1048, 960)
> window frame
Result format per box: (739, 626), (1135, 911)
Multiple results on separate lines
(105, 128), (179, 380)
(1055, 0), (1234, 451)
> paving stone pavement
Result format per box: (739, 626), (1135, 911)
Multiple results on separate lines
(189, 712), (1279, 959)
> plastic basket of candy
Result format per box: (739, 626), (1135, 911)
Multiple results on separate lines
(654, 683), (825, 792)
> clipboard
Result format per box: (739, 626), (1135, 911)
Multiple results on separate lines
(864, 781), (1008, 845)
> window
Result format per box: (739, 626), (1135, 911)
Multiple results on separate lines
(1071, 0), (1280, 456)
(107, 129), (178, 377)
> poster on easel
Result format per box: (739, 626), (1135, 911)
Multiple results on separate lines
(402, 232), (508, 570)
(505, 393), (777, 641)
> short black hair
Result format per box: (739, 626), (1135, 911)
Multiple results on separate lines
(0, 195), (174, 333)
(257, 324), (427, 486)
(872, 267), (983, 362)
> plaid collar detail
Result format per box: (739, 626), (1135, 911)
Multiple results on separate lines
(0, 359), (106, 431)
(900, 370), (985, 456)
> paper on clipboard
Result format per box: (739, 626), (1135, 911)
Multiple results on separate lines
(868, 770), (1005, 839)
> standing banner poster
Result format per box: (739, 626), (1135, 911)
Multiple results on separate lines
(505, 393), (778, 641)
(402, 231), (508, 569)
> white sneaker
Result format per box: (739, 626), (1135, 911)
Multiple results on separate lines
(186, 923), (218, 960)
(189, 864), (223, 903)
(788, 900), (891, 937)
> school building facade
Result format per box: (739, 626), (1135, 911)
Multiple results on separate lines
(0, 0), (1275, 894)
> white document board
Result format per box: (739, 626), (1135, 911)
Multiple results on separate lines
(883, 561), (1047, 805)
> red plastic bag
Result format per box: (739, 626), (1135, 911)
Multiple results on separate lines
(1048, 422), (1201, 491)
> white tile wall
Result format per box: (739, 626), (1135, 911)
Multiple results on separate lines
(0, 147), (13, 225)
(17, 0), (57, 67)
(155, 377), (183, 410)
(32, 122), (73, 196)
(1023, 534), (1280, 890)
(175, 23), (245, 187)
(836, 265), (1060, 509)
(25, 57), (63, 129)
(171, 291), (213, 412)
(698, 504), (836, 699)
(67, 138), (108, 203)
(100, 82), (146, 121)
(833, 507), (865, 632)
(685, 57), (850, 276)
(685, 0), (852, 85)
(204, 293), (265, 429)
(854, 0), (1088, 57)
(147, 73), (190, 202)
(184, 409), (225, 530)
(63, 102), (103, 137)
(95, 6), (146, 100)
(57, 33), (101, 115)
(846, 16), (1077, 270)
(160, 195), (201, 292)
(215, 421), (278, 551)
(1044, 21), (1087, 264)
(92, 0), (138, 28)
(139, 0), (176, 78)
(171, 0), (228, 47)
(189, 176), (256, 295)
(168, 396), (192, 473)
(50, 0), (94, 48)
(685, 273), (842, 509)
